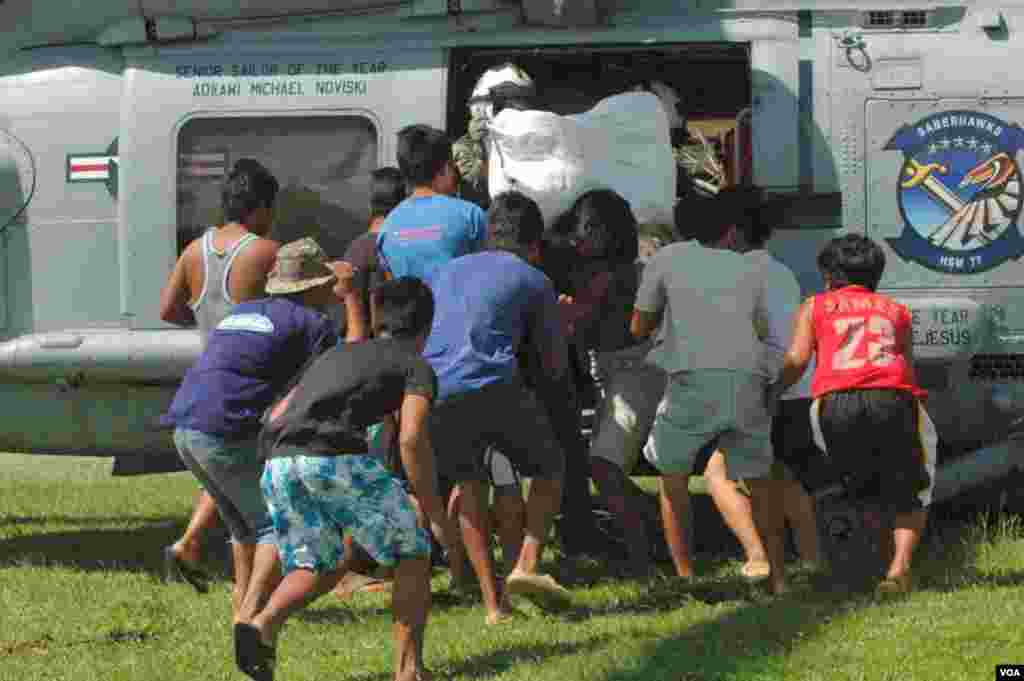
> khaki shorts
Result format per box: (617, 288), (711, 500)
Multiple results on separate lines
(589, 346), (667, 471)
(644, 369), (772, 479)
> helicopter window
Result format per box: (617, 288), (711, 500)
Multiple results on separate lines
(176, 115), (379, 258)
(865, 11), (896, 27)
(900, 10), (929, 28)
(862, 10), (931, 29)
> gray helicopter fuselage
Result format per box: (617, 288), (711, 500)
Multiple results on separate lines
(0, 1), (1022, 496)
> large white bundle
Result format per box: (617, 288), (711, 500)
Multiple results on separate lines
(487, 91), (676, 228)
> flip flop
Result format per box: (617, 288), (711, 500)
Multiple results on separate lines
(505, 572), (572, 608)
(162, 546), (210, 594)
(234, 623), (276, 681)
(877, 573), (914, 595)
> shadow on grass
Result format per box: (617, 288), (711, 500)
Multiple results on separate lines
(0, 514), (186, 528)
(0, 520), (234, 581)
(340, 636), (612, 681)
(596, 512), (1024, 681)
(297, 603), (390, 625)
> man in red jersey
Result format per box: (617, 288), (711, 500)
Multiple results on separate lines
(774, 234), (935, 594)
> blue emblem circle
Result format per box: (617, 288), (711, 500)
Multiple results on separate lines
(886, 110), (1024, 274)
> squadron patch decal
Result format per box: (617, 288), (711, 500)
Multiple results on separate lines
(886, 110), (1024, 274)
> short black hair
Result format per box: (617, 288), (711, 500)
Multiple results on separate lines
(690, 194), (740, 246)
(817, 234), (887, 291)
(221, 159), (279, 223)
(370, 167), (407, 218)
(396, 125), (452, 187)
(717, 185), (770, 247)
(373, 277), (435, 339)
(672, 195), (701, 241)
(553, 189), (638, 265)
(487, 191), (545, 253)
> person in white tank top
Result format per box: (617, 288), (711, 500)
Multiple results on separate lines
(189, 228), (261, 346)
(158, 159), (282, 590)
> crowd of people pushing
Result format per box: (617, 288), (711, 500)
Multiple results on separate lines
(157, 123), (937, 681)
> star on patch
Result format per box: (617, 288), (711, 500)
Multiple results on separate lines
(953, 137), (965, 147)
(967, 138), (979, 150)
(981, 142), (993, 154)
(939, 138), (952, 149)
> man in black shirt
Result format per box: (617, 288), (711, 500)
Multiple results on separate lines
(235, 277), (452, 681)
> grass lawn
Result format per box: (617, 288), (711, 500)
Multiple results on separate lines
(1, 452), (1023, 681)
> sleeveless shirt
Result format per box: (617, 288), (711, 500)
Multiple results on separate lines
(188, 228), (260, 346)
(810, 285), (924, 399)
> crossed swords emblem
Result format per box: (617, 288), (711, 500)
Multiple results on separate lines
(901, 159), (967, 213)
(900, 155), (1017, 248)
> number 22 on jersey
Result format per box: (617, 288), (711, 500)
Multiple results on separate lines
(831, 315), (897, 370)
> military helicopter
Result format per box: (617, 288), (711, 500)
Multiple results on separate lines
(1, 1), (1022, 538)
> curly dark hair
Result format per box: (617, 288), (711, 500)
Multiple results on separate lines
(817, 234), (887, 291)
(551, 189), (638, 265)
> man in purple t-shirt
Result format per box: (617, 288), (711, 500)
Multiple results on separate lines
(163, 238), (359, 627)
(424, 192), (571, 624)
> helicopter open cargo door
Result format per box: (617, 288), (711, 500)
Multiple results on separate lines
(449, 36), (799, 196)
(866, 99), (1024, 288)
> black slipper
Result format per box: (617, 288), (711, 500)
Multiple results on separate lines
(162, 546), (210, 594)
(234, 623), (276, 681)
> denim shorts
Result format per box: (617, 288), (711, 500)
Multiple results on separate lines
(173, 428), (274, 545)
(261, 449), (431, 575)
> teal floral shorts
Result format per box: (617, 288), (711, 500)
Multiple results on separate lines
(261, 448), (430, 575)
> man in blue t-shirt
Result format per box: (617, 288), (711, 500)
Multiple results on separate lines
(377, 124), (487, 281)
(163, 238), (359, 628)
(424, 191), (571, 624)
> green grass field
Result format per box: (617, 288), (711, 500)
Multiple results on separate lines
(1, 452), (1023, 681)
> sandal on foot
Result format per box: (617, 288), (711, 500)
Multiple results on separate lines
(877, 573), (913, 595)
(234, 623), (275, 681)
(505, 572), (572, 608)
(162, 546), (209, 594)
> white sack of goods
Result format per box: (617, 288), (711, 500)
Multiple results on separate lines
(486, 91), (677, 228)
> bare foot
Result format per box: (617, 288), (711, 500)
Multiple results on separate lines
(485, 607), (516, 625)
(395, 670), (434, 681)
(172, 540), (202, 565)
(741, 560), (771, 583)
(505, 571), (572, 607)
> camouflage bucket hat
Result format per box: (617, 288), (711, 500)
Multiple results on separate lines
(265, 237), (338, 295)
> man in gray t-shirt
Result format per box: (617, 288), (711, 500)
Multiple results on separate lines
(631, 197), (788, 595)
